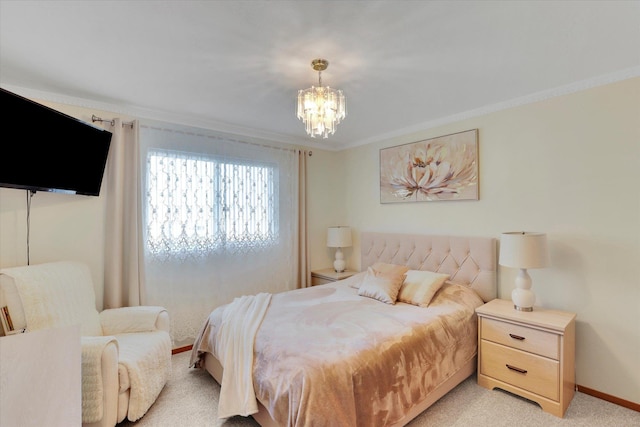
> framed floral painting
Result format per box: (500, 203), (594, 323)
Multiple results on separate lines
(380, 129), (478, 203)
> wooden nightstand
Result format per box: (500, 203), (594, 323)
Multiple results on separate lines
(476, 299), (576, 418)
(311, 268), (357, 286)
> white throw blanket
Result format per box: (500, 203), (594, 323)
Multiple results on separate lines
(215, 292), (272, 419)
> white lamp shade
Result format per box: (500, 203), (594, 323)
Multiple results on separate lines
(327, 226), (352, 248)
(499, 232), (550, 269)
(500, 231), (549, 312)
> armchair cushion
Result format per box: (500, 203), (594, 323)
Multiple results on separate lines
(116, 331), (172, 421)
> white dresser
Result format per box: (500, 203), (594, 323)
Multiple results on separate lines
(0, 325), (81, 426)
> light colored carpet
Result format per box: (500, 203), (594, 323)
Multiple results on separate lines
(120, 351), (639, 427)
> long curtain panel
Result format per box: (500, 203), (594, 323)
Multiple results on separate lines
(139, 122), (302, 345)
(298, 149), (311, 288)
(102, 118), (146, 308)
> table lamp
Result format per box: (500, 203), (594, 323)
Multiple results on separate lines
(327, 226), (352, 273)
(499, 231), (550, 311)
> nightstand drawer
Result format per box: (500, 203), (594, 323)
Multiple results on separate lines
(311, 268), (357, 286)
(311, 276), (332, 286)
(481, 340), (559, 401)
(481, 317), (559, 360)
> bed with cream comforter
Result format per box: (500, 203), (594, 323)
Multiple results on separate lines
(190, 275), (484, 426)
(190, 232), (497, 426)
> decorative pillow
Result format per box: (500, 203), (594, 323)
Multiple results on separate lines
(357, 266), (405, 304)
(397, 269), (450, 307)
(350, 262), (409, 289)
(371, 262), (410, 276)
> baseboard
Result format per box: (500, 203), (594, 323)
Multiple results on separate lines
(172, 345), (192, 355)
(173, 344), (637, 412)
(576, 385), (639, 412)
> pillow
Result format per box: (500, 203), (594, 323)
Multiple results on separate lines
(397, 269), (450, 307)
(371, 262), (410, 276)
(357, 266), (405, 304)
(350, 262), (409, 289)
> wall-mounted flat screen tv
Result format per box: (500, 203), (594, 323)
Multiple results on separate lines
(0, 88), (112, 196)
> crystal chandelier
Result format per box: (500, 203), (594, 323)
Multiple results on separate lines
(296, 59), (346, 138)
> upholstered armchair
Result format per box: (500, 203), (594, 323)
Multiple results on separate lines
(0, 261), (172, 427)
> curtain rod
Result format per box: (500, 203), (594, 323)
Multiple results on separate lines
(140, 123), (312, 156)
(92, 114), (134, 129)
(93, 118), (311, 155)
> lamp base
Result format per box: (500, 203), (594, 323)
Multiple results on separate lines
(333, 247), (346, 273)
(511, 268), (536, 312)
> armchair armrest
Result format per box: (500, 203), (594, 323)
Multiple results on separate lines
(82, 336), (119, 425)
(99, 306), (169, 335)
(155, 310), (170, 333)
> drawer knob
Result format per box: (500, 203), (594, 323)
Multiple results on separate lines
(509, 333), (526, 341)
(506, 364), (528, 374)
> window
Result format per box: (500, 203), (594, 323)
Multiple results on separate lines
(146, 149), (278, 259)
(140, 123), (299, 343)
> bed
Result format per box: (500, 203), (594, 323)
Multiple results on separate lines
(189, 232), (497, 426)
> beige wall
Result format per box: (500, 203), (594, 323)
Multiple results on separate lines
(0, 103), (134, 310)
(315, 77), (638, 404)
(1, 78), (638, 404)
(306, 148), (349, 269)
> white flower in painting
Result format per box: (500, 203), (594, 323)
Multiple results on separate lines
(382, 140), (477, 201)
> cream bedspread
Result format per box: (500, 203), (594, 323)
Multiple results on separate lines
(190, 276), (484, 427)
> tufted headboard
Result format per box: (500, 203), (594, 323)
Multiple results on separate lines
(360, 232), (497, 302)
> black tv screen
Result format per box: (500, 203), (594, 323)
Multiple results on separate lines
(0, 88), (112, 196)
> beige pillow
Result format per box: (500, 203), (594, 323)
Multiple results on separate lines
(350, 262), (409, 289)
(371, 262), (410, 276)
(357, 266), (405, 304)
(397, 269), (450, 307)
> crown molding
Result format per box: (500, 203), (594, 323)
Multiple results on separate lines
(345, 66), (640, 149)
(3, 66), (638, 152)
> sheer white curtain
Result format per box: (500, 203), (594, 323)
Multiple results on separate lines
(139, 122), (301, 344)
(102, 118), (146, 308)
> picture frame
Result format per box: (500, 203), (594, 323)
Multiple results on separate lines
(1, 305), (14, 334)
(0, 305), (26, 335)
(379, 129), (479, 203)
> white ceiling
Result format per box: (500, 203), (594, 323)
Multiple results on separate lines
(1, 1), (639, 149)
